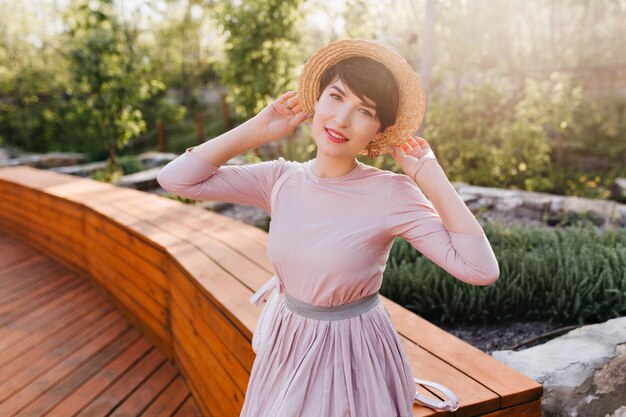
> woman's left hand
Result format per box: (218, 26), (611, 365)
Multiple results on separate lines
(389, 136), (439, 183)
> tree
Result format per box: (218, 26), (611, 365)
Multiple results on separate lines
(64, 0), (162, 175)
(215, 0), (303, 119)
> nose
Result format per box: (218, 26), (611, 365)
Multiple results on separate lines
(335, 106), (352, 128)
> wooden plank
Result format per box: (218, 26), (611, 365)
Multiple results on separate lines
(0, 320), (132, 415)
(479, 399), (541, 416)
(172, 396), (202, 417)
(86, 278), (173, 360)
(0, 278), (88, 327)
(1, 188), (84, 225)
(121, 199), (273, 286)
(0, 206), (86, 269)
(87, 254), (168, 329)
(83, 201), (182, 250)
(0, 311), (126, 401)
(12, 328), (142, 417)
(0, 262), (63, 296)
(0, 215), (87, 275)
(0, 166), (94, 193)
(171, 303), (246, 406)
(0, 194), (84, 242)
(170, 264), (254, 374)
(141, 189), (271, 247)
(83, 220), (168, 291)
(0, 240), (40, 268)
(398, 336), (500, 417)
(385, 298), (543, 409)
(173, 338), (240, 417)
(140, 376), (190, 417)
(0, 231), (204, 416)
(0, 259), (64, 293)
(0, 298), (113, 373)
(42, 337), (153, 417)
(85, 208), (172, 269)
(0, 285), (100, 346)
(167, 241), (265, 340)
(105, 360), (179, 417)
(84, 238), (168, 308)
(0, 255), (58, 280)
(71, 348), (167, 417)
(121, 196), (271, 266)
(0, 269), (79, 314)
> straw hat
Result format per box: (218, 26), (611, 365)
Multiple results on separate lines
(297, 39), (426, 158)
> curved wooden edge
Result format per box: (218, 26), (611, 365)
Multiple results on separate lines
(0, 166), (542, 417)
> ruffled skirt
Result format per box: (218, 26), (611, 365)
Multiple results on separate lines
(239, 299), (416, 417)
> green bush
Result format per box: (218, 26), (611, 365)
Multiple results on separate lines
(424, 73), (626, 201)
(116, 155), (146, 175)
(381, 222), (626, 326)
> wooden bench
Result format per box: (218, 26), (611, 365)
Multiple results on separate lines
(0, 166), (542, 417)
(0, 231), (203, 416)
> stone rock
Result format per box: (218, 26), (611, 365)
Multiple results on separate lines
(451, 183), (626, 229)
(3, 152), (87, 168)
(115, 167), (162, 190)
(495, 196), (523, 212)
(491, 317), (626, 417)
(137, 151), (179, 168)
(49, 161), (108, 177)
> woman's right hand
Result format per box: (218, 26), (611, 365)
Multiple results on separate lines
(252, 91), (312, 144)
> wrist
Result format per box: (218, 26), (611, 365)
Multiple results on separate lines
(412, 159), (440, 184)
(247, 115), (275, 146)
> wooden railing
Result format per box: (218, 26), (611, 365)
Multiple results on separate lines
(0, 165), (543, 417)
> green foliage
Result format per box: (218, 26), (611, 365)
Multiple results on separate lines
(215, 0), (303, 118)
(2, 0), (624, 204)
(0, 64), (69, 153)
(92, 165), (123, 183)
(381, 222), (626, 326)
(116, 155), (146, 175)
(425, 72), (626, 200)
(63, 0), (163, 167)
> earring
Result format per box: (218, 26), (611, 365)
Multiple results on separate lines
(367, 141), (380, 159)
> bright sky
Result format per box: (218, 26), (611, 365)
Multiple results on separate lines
(5, 0), (392, 40)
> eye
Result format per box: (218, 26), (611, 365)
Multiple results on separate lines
(360, 108), (374, 117)
(330, 93), (342, 101)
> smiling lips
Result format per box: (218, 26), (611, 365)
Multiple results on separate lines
(325, 128), (349, 142)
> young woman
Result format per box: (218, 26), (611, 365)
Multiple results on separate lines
(157, 39), (499, 417)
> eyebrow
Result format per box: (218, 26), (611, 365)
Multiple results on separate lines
(329, 85), (377, 111)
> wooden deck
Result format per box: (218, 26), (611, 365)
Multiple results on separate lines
(0, 232), (202, 417)
(0, 165), (543, 416)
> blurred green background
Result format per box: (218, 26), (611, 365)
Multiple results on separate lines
(2, 0), (625, 200)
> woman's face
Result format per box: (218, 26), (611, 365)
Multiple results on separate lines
(312, 77), (382, 158)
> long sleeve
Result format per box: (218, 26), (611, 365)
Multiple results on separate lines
(385, 174), (500, 285)
(156, 146), (288, 215)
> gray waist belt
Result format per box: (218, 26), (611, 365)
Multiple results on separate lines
(284, 291), (381, 321)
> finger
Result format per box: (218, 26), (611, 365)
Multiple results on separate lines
(289, 111), (310, 128)
(277, 91), (297, 104)
(290, 104), (302, 114)
(415, 136), (430, 147)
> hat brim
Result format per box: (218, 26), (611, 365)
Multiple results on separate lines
(297, 39), (425, 156)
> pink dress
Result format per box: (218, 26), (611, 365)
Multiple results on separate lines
(157, 147), (500, 417)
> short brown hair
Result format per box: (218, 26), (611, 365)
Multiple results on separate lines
(318, 56), (399, 133)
